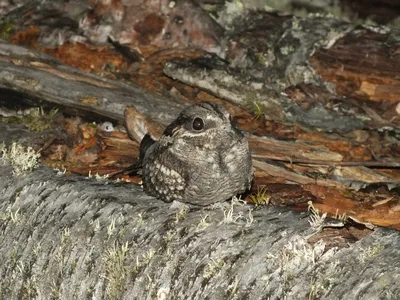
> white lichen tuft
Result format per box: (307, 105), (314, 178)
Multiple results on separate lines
(196, 214), (210, 232)
(87, 171), (110, 182)
(1, 142), (41, 175)
(308, 201), (327, 231)
(220, 197), (255, 225)
(53, 167), (67, 176)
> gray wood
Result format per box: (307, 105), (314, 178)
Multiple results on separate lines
(0, 125), (399, 300)
(0, 40), (187, 126)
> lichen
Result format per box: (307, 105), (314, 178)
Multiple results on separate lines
(103, 242), (130, 299)
(307, 201), (327, 231)
(358, 244), (384, 263)
(1, 142), (41, 175)
(203, 257), (225, 279)
(174, 204), (188, 223)
(196, 215), (210, 232)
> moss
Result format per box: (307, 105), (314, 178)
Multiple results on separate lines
(251, 101), (265, 121)
(27, 107), (58, 132)
(249, 185), (270, 205)
(0, 22), (15, 41)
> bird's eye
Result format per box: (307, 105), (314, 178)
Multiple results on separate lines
(192, 117), (204, 131)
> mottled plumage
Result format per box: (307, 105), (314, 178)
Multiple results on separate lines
(140, 101), (253, 206)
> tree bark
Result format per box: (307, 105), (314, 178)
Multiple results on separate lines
(0, 123), (399, 300)
(1, 154), (400, 299)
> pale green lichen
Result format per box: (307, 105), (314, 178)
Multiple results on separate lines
(358, 244), (384, 263)
(196, 215), (211, 232)
(104, 242), (130, 299)
(203, 258), (225, 279)
(163, 230), (176, 243)
(132, 248), (156, 274)
(174, 204), (189, 223)
(107, 215), (125, 238)
(1, 142), (41, 175)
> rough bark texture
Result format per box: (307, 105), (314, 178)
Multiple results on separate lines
(1, 159), (400, 300)
(0, 124), (399, 300)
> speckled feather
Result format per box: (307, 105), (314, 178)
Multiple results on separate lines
(140, 101), (253, 206)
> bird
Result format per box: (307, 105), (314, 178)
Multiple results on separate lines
(136, 101), (253, 206)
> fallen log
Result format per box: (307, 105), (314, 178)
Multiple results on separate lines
(1, 143), (400, 299)
(0, 40), (186, 126)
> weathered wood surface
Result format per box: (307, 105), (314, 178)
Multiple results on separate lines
(164, 22), (400, 132)
(0, 40), (186, 126)
(1, 153), (400, 299)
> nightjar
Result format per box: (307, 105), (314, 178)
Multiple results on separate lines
(138, 101), (253, 206)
